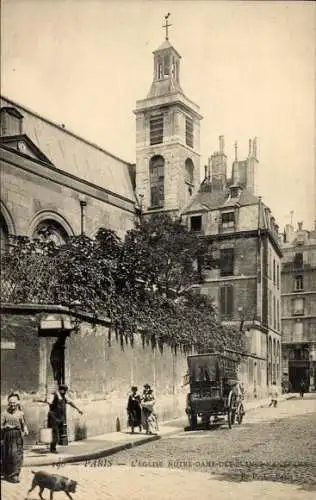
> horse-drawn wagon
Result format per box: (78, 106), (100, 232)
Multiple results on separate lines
(185, 352), (245, 430)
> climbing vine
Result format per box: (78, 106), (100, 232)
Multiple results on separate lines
(1, 215), (245, 354)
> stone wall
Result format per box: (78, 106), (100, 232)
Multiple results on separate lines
(1, 311), (188, 444)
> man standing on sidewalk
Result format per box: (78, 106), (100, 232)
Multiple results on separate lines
(299, 379), (305, 399)
(47, 385), (83, 453)
(269, 381), (278, 408)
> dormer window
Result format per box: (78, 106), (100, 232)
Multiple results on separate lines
(0, 107), (24, 136)
(221, 211), (235, 230)
(190, 215), (202, 232)
(229, 185), (241, 199)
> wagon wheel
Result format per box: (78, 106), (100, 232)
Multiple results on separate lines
(188, 412), (197, 430)
(236, 402), (245, 425)
(227, 390), (236, 430)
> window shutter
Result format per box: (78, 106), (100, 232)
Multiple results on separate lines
(294, 253), (303, 269)
(220, 248), (234, 276)
(220, 287), (226, 315)
(220, 285), (234, 317)
(227, 286), (233, 316)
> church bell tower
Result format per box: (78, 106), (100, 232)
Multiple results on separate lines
(134, 14), (203, 215)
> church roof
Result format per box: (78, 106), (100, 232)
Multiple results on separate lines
(0, 96), (136, 203)
(147, 78), (183, 99)
(153, 40), (181, 58)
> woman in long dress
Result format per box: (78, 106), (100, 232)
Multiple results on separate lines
(1, 393), (28, 483)
(127, 386), (142, 433)
(141, 387), (158, 435)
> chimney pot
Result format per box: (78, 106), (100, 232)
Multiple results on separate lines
(234, 141), (238, 161)
(253, 137), (258, 158)
(219, 135), (224, 153)
(248, 138), (252, 157)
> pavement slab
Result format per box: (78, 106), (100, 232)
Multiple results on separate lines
(22, 394), (296, 467)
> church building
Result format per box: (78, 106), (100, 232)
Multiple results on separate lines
(134, 21), (202, 215)
(1, 18), (284, 443)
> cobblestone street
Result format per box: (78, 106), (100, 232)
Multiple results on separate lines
(2, 396), (316, 500)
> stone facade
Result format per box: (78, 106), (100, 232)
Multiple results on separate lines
(0, 97), (136, 247)
(181, 139), (283, 399)
(134, 39), (202, 214)
(281, 222), (316, 392)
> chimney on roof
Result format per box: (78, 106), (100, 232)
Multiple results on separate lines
(298, 221), (303, 231)
(219, 135), (224, 154)
(207, 158), (211, 182)
(245, 137), (259, 195)
(252, 137), (258, 159)
(210, 141), (227, 191)
(248, 138), (252, 158)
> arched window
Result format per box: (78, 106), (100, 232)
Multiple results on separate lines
(149, 155), (165, 208)
(185, 158), (194, 186)
(33, 220), (69, 246)
(0, 215), (9, 253)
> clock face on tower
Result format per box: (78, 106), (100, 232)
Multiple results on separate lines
(17, 141), (27, 153)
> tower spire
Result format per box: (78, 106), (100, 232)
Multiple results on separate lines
(163, 13), (172, 41)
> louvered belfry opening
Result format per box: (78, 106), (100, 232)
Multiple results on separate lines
(150, 114), (164, 145)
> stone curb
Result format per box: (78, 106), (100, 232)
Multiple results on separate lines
(23, 394), (297, 467)
(23, 434), (161, 467)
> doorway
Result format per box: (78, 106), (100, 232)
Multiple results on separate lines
(288, 347), (309, 392)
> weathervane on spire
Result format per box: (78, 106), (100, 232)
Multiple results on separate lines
(163, 13), (172, 40)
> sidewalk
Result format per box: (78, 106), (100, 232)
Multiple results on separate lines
(23, 393), (297, 467)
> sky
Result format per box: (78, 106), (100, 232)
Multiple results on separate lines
(1, 0), (315, 231)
